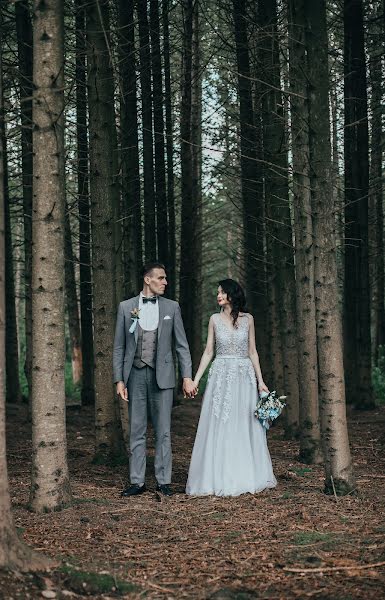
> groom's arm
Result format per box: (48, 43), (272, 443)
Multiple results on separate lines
(113, 302), (126, 384)
(173, 303), (192, 379)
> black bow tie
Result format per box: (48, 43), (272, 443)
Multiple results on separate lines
(142, 296), (157, 304)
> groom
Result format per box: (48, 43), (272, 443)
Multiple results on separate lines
(113, 262), (196, 497)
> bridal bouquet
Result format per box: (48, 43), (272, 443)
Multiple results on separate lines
(255, 390), (286, 430)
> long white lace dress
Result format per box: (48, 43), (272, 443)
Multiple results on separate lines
(186, 313), (277, 497)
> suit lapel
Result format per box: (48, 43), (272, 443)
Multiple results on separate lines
(157, 297), (167, 340)
(132, 295), (140, 343)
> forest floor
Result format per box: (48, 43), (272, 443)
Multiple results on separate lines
(1, 398), (385, 600)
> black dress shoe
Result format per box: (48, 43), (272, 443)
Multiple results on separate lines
(156, 484), (173, 497)
(121, 484), (146, 497)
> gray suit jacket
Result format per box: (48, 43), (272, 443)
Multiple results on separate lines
(113, 295), (192, 389)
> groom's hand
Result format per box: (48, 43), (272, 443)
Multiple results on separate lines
(116, 381), (128, 402)
(183, 378), (197, 399)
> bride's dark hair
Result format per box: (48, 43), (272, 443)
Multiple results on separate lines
(218, 279), (247, 327)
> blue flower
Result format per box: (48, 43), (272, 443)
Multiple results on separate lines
(255, 390), (286, 429)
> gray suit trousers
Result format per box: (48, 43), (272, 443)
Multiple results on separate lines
(127, 365), (173, 485)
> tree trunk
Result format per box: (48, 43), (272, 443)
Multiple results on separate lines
(343, 0), (374, 408)
(330, 86), (344, 291)
(150, 0), (168, 265)
(15, 0), (33, 400)
(86, 0), (124, 461)
(118, 0), (142, 298)
(267, 283), (284, 403)
(191, 0), (202, 370)
(118, 0), (142, 451)
(232, 0), (267, 354)
(0, 215), (30, 565)
(64, 206), (82, 385)
(0, 82), (21, 403)
(179, 0), (198, 355)
(288, 0), (322, 464)
(75, 0), (94, 405)
(30, 0), (71, 512)
(368, 3), (384, 364)
(111, 126), (122, 309)
(258, 0), (299, 437)
(306, 0), (355, 494)
(136, 0), (156, 260)
(162, 0), (176, 297)
(14, 218), (24, 360)
(0, 18), (45, 564)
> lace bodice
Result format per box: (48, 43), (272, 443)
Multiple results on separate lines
(208, 313), (255, 422)
(213, 313), (249, 358)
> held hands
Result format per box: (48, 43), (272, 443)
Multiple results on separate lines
(183, 378), (198, 399)
(116, 381), (128, 402)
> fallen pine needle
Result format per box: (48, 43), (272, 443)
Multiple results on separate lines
(145, 580), (175, 594)
(283, 561), (385, 574)
(100, 506), (165, 515)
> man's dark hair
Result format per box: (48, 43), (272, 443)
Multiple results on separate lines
(141, 261), (166, 278)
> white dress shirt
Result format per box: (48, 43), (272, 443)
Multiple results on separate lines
(138, 293), (159, 331)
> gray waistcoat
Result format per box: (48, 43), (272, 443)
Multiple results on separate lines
(133, 325), (158, 369)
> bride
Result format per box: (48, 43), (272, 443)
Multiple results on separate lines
(186, 279), (277, 497)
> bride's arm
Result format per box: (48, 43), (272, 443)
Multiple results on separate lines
(247, 314), (269, 393)
(193, 316), (215, 387)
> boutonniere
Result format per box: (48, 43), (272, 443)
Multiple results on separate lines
(129, 308), (140, 333)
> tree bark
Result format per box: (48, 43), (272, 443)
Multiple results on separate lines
(0, 77), (21, 404)
(30, 0), (71, 512)
(118, 0), (142, 298)
(179, 0), (199, 358)
(64, 206), (82, 385)
(267, 283), (285, 404)
(150, 0), (168, 265)
(191, 0), (202, 370)
(14, 218), (24, 360)
(343, 0), (374, 408)
(288, 0), (322, 463)
(232, 0), (267, 354)
(75, 0), (94, 405)
(330, 86), (344, 290)
(258, 0), (299, 437)
(86, 0), (124, 461)
(136, 0), (156, 260)
(15, 0), (33, 400)
(0, 17), (45, 564)
(117, 0), (141, 451)
(305, 0), (355, 494)
(368, 2), (384, 364)
(162, 0), (176, 298)
(0, 206), (29, 565)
